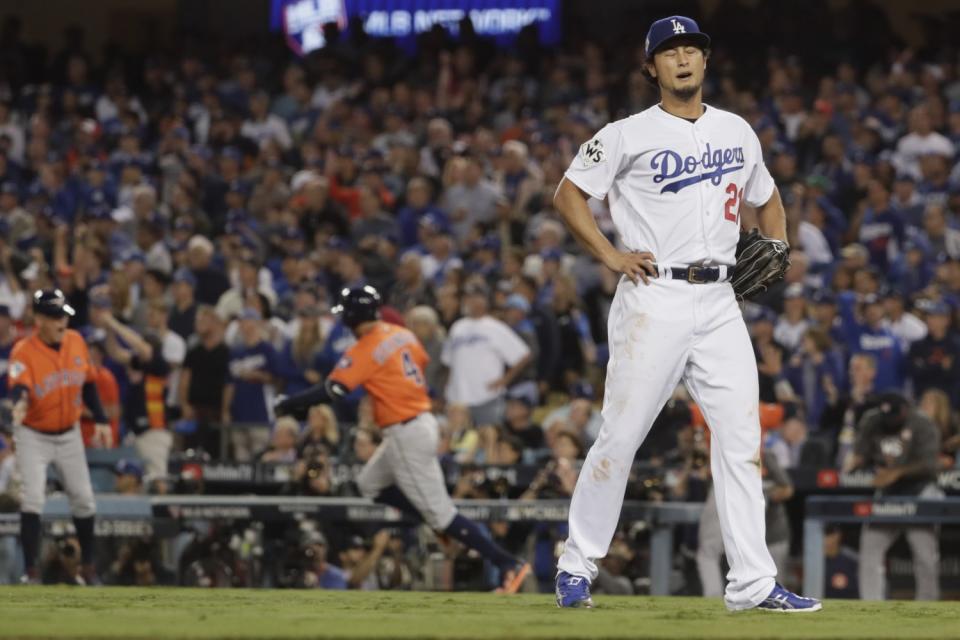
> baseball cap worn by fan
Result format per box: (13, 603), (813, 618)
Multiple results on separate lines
(505, 294), (531, 314)
(114, 459), (144, 481)
(645, 16), (711, 57)
(346, 535), (370, 550)
(173, 267), (197, 288)
(239, 308), (262, 321)
(464, 281), (490, 297)
(783, 283), (806, 300)
(916, 299), (950, 316)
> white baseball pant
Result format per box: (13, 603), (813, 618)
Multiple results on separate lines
(698, 487), (790, 596)
(13, 424), (96, 518)
(557, 276), (777, 610)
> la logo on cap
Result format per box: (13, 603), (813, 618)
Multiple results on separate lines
(671, 18), (686, 34)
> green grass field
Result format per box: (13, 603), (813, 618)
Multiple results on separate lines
(0, 588), (957, 640)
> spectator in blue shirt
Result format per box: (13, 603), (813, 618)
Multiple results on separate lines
(784, 327), (845, 428)
(855, 179), (906, 273)
(890, 173), (926, 232)
(838, 291), (904, 391)
(809, 290), (847, 354)
(276, 305), (325, 397)
(908, 300), (960, 405)
(396, 177), (448, 248)
(303, 531), (347, 590)
(0, 305), (15, 399)
(223, 308), (278, 426)
(889, 236), (935, 295)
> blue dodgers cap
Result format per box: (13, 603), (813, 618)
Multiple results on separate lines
(916, 299), (950, 316)
(227, 179), (250, 195)
(783, 282), (806, 300)
(239, 307), (262, 321)
(326, 236), (350, 251)
(810, 289), (836, 305)
(114, 458), (143, 480)
(418, 212), (451, 235)
(743, 303), (777, 324)
(124, 248), (146, 264)
(173, 267), (197, 287)
(505, 293), (531, 313)
(645, 16), (711, 57)
(281, 226), (304, 242)
(473, 233), (500, 252)
(83, 327), (108, 345)
(221, 146), (242, 161)
(569, 380), (595, 400)
(541, 247), (563, 262)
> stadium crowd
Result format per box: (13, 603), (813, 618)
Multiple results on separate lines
(0, 11), (958, 596)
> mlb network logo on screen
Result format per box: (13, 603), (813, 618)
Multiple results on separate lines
(274, 0), (560, 55)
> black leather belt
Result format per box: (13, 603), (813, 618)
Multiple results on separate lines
(656, 264), (734, 284)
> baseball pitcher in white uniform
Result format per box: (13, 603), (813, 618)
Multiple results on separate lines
(552, 16), (821, 613)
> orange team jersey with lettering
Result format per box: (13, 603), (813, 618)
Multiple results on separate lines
(7, 329), (92, 432)
(328, 322), (431, 428)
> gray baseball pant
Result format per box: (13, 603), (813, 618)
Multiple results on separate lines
(356, 413), (457, 531)
(858, 524), (939, 600)
(14, 425), (96, 517)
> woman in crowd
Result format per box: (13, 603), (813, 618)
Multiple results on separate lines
(298, 404), (340, 459)
(277, 305), (327, 397)
(918, 389), (960, 469)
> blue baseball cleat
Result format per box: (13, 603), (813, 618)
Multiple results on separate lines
(756, 583), (822, 613)
(555, 571), (594, 608)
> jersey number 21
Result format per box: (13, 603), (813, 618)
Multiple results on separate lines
(724, 183), (743, 225)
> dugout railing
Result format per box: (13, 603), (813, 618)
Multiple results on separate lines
(0, 495), (702, 594)
(802, 495), (960, 599)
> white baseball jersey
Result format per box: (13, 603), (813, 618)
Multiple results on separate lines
(564, 104), (775, 266)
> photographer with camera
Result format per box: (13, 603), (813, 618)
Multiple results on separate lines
(41, 536), (86, 585)
(844, 393), (941, 600)
(520, 430), (581, 591)
(105, 539), (173, 586)
(290, 448), (336, 497)
(298, 528), (347, 590)
(521, 432), (581, 501)
(339, 531), (391, 590)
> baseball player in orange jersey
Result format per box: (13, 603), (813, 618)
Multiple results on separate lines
(277, 286), (531, 593)
(8, 290), (111, 584)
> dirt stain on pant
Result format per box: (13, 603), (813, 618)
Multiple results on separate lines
(591, 457), (613, 482)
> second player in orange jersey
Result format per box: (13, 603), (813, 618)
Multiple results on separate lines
(277, 285), (530, 593)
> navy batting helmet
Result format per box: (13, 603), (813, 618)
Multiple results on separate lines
(33, 289), (75, 318)
(332, 285), (381, 329)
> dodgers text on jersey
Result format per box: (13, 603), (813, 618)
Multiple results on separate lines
(651, 144), (744, 194)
